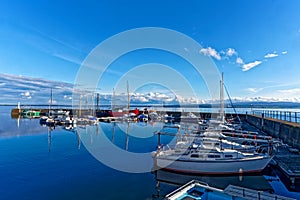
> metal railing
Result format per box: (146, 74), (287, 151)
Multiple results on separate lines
(252, 110), (300, 124)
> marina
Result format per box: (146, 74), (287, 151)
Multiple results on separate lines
(2, 105), (300, 199)
(2, 1), (300, 200)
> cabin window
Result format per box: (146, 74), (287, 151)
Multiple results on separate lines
(190, 154), (199, 158)
(225, 155), (233, 158)
(208, 154), (220, 158)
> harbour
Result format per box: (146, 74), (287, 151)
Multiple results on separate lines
(2, 1), (300, 199)
(3, 105), (300, 199)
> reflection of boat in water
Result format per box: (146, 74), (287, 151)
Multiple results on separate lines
(154, 169), (274, 191)
(164, 180), (295, 200)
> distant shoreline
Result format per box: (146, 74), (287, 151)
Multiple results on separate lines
(2, 102), (300, 109)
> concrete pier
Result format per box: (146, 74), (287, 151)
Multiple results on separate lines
(245, 114), (300, 149)
(245, 113), (300, 188)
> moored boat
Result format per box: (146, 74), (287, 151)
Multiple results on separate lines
(153, 145), (273, 175)
(45, 117), (55, 126)
(164, 180), (295, 200)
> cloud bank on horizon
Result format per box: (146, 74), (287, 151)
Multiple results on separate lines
(1, 73), (300, 106)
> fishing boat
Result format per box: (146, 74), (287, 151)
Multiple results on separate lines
(21, 109), (40, 118)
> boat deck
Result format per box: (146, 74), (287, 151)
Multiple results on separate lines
(165, 180), (295, 200)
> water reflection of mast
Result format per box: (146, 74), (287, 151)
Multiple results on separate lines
(112, 122), (116, 143)
(125, 122), (130, 151)
(48, 127), (52, 153)
(95, 123), (99, 136)
(76, 127), (81, 150)
(17, 115), (20, 128)
(152, 171), (162, 199)
(88, 126), (93, 144)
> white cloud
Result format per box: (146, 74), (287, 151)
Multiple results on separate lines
(199, 47), (221, 60)
(226, 48), (237, 56)
(132, 96), (148, 102)
(24, 91), (31, 97)
(0, 73), (75, 104)
(236, 57), (244, 65)
(48, 99), (57, 104)
(264, 53), (278, 58)
(246, 88), (263, 93)
(20, 91), (32, 100)
(282, 51), (288, 55)
(278, 88), (300, 95)
(242, 61), (262, 71)
(52, 53), (82, 65)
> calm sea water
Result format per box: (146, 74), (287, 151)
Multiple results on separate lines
(1, 106), (299, 199)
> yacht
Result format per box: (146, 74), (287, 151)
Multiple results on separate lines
(153, 144), (272, 175)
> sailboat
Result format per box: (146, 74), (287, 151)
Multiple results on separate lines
(152, 73), (273, 175)
(153, 143), (272, 174)
(110, 81), (139, 120)
(40, 88), (55, 126)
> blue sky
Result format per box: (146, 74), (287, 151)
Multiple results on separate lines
(1, 0), (300, 104)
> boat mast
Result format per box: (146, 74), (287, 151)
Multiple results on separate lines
(112, 88), (116, 111)
(127, 81), (130, 113)
(49, 88), (53, 117)
(85, 95), (88, 115)
(90, 94), (94, 116)
(79, 94), (82, 117)
(96, 93), (100, 111)
(220, 73), (225, 123)
(224, 84), (241, 123)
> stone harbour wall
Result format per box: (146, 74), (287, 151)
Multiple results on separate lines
(246, 114), (300, 149)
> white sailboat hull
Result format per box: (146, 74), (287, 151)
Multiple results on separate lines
(155, 155), (272, 175)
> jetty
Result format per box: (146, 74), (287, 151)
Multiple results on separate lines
(245, 113), (300, 189)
